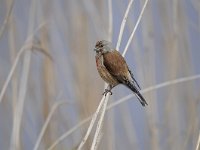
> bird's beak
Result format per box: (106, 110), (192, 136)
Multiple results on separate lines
(94, 48), (98, 52)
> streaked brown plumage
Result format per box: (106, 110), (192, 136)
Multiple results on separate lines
(94, 40), (147, 106)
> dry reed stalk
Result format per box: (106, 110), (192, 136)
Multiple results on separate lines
(7, 0), (18, 117)
(77, 0), (114, 148)
(0, 0), (14, 39)
(122, 0), (149, 56)
(90, 0), (149, 148)
(0, 21), (46, 104)
(77, 95), (107, 150)
(47, 73), (200, 149)
(1, 0), (197, 149)
(10, 0), (38, 149)
(196, 131), (200, 150)
(41, 25), (56, 149)
(33, 99), (68, 150)
(89, 0), (114, 148)
(90, 95), (109, 150)
(116, 0), (134, 50)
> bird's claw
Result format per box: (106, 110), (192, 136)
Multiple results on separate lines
(102, 89), (112, 96)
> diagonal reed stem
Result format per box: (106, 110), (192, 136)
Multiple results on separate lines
(48, 74), (200, 149)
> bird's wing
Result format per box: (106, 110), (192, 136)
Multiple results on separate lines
(128, 69), (141, 90)
(103, 50), (130, 83)
(103, 50), (147, 106)
(103, 50), (141, 89)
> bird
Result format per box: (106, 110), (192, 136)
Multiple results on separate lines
(94, 40), (148, 106)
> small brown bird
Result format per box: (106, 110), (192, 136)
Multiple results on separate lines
(94, 40), (147, 106)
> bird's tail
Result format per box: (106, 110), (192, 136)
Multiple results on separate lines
(125, 81), (148, 107)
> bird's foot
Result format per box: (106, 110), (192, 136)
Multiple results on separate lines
(102, 89), (112, 96)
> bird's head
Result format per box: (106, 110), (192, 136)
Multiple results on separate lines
(94, 40), (113, 54)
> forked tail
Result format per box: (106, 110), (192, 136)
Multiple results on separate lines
(125, 81), (148, 106)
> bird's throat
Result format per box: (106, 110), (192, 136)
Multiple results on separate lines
(96, 54), (104, 67)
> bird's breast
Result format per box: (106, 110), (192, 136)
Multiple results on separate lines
(95, 54), (118, 86)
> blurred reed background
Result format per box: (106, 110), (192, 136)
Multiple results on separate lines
(0, 0), (200, 149)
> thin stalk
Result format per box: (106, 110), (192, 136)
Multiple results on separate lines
(33, 100), (68, 150)
(47, 74), (200, 149)
(116, 0), (134, 50)
(90, 95), (109, 150)
(77, 95), (107, 150)
(122, 0), (149, 56)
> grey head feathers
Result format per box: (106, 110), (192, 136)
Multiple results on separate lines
(94, 40), (114, 53)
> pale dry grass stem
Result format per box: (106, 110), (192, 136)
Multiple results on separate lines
(196, 131), (200, 150)
(90, 95), (109, 150)
(0, 0), (199, 149)
(10, 0), (38, 148)
(33, 98), (69, 150)
(77, 0), (115, 148)
(89, 0), (149, 149)
(77, 95), (108, 150)
(47, 73), (200, 149)
(122, 0), (149, 56)
(0, 22), (48, 104)
(116, 0), (134, 50)
(47, 118), (91, 150)
(0, 0), (14, 39)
